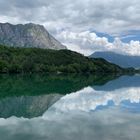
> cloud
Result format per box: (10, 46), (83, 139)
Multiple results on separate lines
(0, 84), (139, 140)
(0, 107), (140, 140)
(48, 86), (140, 112)
(0, 0), (140, 55)
(1, 0), (140, 34)
(56, 30), (140, 56)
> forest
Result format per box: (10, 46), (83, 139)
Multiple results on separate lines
(0, 45), (135, 73)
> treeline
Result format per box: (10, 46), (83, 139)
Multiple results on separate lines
(0, 73), (122, 98)
(0, 45), (135, 73)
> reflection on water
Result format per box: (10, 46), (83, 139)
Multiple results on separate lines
(0, 94), (62, 118)
(0, 74), (140, 140)
(0, 73), (117, 98)
(0, 73), (118, 118)
(93, 74), (140, 91)
(45, 86), (140, 112)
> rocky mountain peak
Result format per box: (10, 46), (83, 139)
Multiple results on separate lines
(0, 22), (66, 50)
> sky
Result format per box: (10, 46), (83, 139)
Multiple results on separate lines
(0, 0), (140, 56)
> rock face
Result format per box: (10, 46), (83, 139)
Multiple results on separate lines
(0, 23), (66, 50)
(0, 94), (63, 118)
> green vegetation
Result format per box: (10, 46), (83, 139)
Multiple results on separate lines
(0, 73), (122, 99)
(0, 73), (124, 118)
(0, 44), (135, 73)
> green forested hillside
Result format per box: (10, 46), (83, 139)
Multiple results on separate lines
(0, 45), (134, 73)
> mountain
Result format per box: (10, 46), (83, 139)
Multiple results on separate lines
(90, 51), (140, 68)
(0, 94), (62, 118)
(0, 45), (132, 73)
(0, 23), (66, 50)
(0, 44), (135, 73)
(0, 73), (122, 99)
(93, 75), (140, 91)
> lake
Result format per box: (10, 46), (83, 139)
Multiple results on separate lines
(0, 73), (140, 140)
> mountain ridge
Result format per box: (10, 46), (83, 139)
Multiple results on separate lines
(0, 22), (66, 50)
(0, 44), (134, 73)
(90, 51), (140, 68)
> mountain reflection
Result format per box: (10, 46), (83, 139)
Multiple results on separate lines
(46, 75), (140, 113)
(0, 74), (139, 140)
(0, 73), (119, 98)
(0, 73), (119, 118)
(93, 74), (140, 91)
(47, 86), (140, 113)
(0, 94), (62, 118)
(0, 74), (139, 118)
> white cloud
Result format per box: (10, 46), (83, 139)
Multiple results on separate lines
(47, 86), (140, 112)
(0, 0), (140, 55)
(0, 107), (140, 140)
(56, 30), (140, 56)
(1, 0), (140, 34)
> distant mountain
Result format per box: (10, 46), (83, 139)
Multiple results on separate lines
(93, 75), (140, 91)
(0, 23), (66, 50)
(90, 51), (140, 68)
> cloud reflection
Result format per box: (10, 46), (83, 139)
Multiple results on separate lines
(0, 107), (140, 140)
(46, 86), (140, 113)
(0, 76), (140, 140)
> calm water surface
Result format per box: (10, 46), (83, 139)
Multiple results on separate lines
(0, 74), (139, 140)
